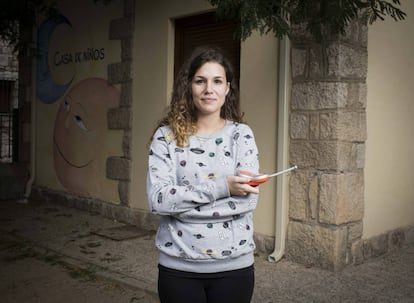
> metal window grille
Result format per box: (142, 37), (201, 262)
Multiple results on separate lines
(0, 80), (15, 163)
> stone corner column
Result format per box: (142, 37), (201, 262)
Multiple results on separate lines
(286, 20), (368, 271)
(105, 0), (135, 207)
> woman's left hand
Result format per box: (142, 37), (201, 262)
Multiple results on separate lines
(227, 175), (259, 196)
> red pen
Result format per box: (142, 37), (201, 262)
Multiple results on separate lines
(238, 165), (298, 186)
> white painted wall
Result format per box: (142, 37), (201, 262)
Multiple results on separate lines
(365, 1), (414, 238)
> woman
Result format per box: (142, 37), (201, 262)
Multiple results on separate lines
(147, 46), (260, 303)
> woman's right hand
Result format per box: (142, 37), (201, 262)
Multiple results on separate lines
(227, 175), (259, 196)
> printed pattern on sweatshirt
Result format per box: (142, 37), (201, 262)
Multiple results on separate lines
(146, 121), (260, 263)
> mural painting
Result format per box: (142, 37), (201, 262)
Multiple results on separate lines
(36, 13), (120, 198)
(53, 78), (119, 196)
(37, 14), (74, 104)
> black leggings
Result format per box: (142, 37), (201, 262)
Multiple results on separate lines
(158, 264), (255, 303)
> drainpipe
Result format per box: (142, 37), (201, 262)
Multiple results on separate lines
(19, 32), (37, 204)
(268, 36), (291, 262)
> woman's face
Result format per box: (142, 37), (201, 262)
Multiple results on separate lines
(191, 62), (230, 119)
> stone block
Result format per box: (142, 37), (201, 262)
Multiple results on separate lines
(319, 112), (336, 139)
(106, 156), (131, 181)
(290, 141), (329, 169)
(289, 171), (309, 220)
(359, 22), (368, 47)
(109, 17), (133, 40)
(290, 140), (355, 170)
(290, 23), (314, 41)
(292, 81), (349, 110)
(290, 113), (309, 139)
(348, 221), (363, 242)
(320, 111), (366, 141)
(309, 113), (319, 139)
(309, 46), (323, 77)
(291, 47), (307, 78)
(326, 43), (367, 78)
(108, 107), (131, 129)
(122, 39), (133, 61)
(340, 20), (359, 42)
(308, 174), (318, 220)
(120, 81), (133, 107)
(353, 143), (365, 169)
(347, 82), (367, 109)
(286, 221), (347, 271)
(122, 130), (132, 158)
(108, 62), (131, 84)
(319, 172), (364, 225)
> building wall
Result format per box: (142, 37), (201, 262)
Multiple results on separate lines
(131, 0), (280, 237)
(30, 0), (414, 250)
(239, 33), (279, 236)
(365, 1), (414, 238)
(27, 0), (414, 268)
(28, 0), (281, 239)
(34, 0), (124, 202)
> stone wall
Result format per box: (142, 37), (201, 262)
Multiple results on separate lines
(286, 22), (368, 271)
(106, 0), (135, 206)
(15, 2), (412, 270)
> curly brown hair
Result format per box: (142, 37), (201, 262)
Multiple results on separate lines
(150, 46), (244, 147)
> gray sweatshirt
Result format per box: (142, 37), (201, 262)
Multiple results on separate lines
(146, 120), (260, 273)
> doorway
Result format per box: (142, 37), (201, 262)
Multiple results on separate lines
(174, 12), (240, 82)
(173, 12), (282, 240)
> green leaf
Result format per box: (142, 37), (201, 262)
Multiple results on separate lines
(207, 0), (407, 41)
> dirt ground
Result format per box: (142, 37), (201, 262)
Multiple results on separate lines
(253, 242), (414, 303)
(1, 199), (413, 303)
(2, 228), (414, 303)
(0, 233), (154, 303)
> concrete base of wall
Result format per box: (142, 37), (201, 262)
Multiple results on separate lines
(31, 186), (160, 231)
(351, 225), (414, 265)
